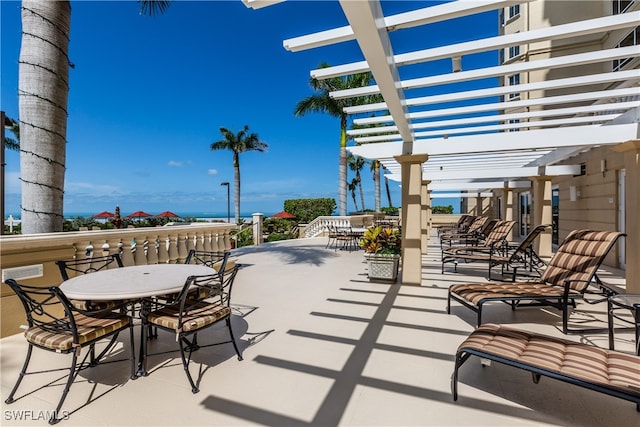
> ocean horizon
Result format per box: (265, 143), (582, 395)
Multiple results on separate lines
(3, 212), (273, 221)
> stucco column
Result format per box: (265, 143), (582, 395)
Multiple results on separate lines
(502, 185), (516, 241)
(252, 212), (263, 245)
(395, 154), (428, 285)
(531, 177), (553, 258)
(613, 140), (640, 293)
(421, 180), (431, 254)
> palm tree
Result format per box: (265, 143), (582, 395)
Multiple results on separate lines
(4, 117), (19, 151)
(294, 62), (381, 216)
(382, 163), (393, 208)
(348, 153), (366, 212)
(17, 0), (169, 234)
(348, 178), (359, 212)
(370, 159), (381, 212)
(210, 125), (267, 224)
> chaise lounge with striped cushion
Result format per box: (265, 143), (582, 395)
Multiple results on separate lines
(447, 229), (625, 334)
(452, 324), (640, 411)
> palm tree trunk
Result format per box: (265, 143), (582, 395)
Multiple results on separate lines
(385, 176), (392, 208)
(338, 114), (348, 216)
(373, 161), (381, 212)
(357, 172), (365, 212)
(19, 1), (70, 233)
(233, 153), (240, 225)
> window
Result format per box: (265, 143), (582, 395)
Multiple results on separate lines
(509, 4), (520, 19)
(509, 45), (520, 59)
(613, 26), (639, 71)
(509, 119), (521, 132)
(508, 74), (520, 99)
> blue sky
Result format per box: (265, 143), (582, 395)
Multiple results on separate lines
(2, 1), (495, 218)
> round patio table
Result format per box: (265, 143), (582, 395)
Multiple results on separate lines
(59, 263), (218, 376)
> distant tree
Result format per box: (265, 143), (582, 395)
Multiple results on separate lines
(382, 163), (393, 208)
(294, 62), (381, 216)
(348, 153), (366, 211)
(348, 178), (359, 212)
(4, 116), (19, 151)
(210, 125), (267, 224)
(370, 159), (381, 212)
(17, 0), (170, 233)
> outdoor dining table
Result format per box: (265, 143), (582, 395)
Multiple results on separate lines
(59, 263), (217, 376)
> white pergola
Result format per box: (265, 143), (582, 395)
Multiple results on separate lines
(244, 0), (640, 286)
(245, 0), (639, 191)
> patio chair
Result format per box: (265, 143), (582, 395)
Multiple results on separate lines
(447, 229), (625, 334)
(441, 220), (516, 274)
(486, 224), (551, 281)
(440, 216), (489, 248)
(141, 265), (243, 393)
(3, 279), (135, 424)
(55, 254), (128, 312)
(185, 249), (231, 275)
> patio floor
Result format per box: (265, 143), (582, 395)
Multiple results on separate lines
(1, 234), (637, 426)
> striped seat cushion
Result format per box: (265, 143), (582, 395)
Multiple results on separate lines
(25, 313), (131, 352)
(147, 302), (230, 333)
(449, 282), (581, 306)
(458, 324), (640, 394)
(70, 299), (121, 312)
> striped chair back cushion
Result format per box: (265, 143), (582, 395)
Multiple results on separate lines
(540, 230), (623, 291)
(466, 216), (488, 234)
(484, 220), (515, 246)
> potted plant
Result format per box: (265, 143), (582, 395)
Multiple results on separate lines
(359, 225), (401, 282)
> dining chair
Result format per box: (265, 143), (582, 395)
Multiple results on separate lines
(185, 249), (231, 276)
(141, 265), (243, 393)
(55, 254), (127, 312)
(3, 279), (135, 425)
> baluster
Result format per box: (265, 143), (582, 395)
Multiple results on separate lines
(222, 230), (231, 251)
(120, 238), (135, 266)
(203, 230), (213, 252)
(176, 233), (188, 263)
(146, 234), (159, 264)
(157, 232), (170, 264)
(186, 232), (197, 254)
(106, 237), (122, 259)
(133, 236), (147, 265)
(167, 233), (179, 263)
(195, 231), (205, 252)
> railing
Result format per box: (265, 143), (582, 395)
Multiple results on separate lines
(0, 223), (235, 337)
(304, 215), (375, 238)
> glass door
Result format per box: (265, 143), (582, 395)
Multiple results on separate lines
(519, 192), (531, 237)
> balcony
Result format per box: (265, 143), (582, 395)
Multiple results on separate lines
(0, 231), (636, 426)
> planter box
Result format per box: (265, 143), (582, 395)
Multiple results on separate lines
(366, 254), (400, 283)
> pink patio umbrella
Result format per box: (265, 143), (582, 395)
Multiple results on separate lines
(270, 211), (296, 219)
(155, 210), (181, 219)
(92, 211), (115, 219)
(126, 210), (152, 221)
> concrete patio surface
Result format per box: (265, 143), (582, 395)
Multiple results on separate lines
(1, 234), (637, 426)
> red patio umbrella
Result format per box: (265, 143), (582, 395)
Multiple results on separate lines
(92, 211), (115, 219)
(271, 211), (296, 219)
(155, 211), (181, 218)
(126, 210), (152, 220)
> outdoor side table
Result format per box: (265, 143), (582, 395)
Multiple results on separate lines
(608, 293), (640, 355)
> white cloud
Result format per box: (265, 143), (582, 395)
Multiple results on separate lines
(207, 169), (218, 176)
(168, 160), (183, 167)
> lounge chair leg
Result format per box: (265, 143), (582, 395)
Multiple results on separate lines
(531, 372), (541, 384)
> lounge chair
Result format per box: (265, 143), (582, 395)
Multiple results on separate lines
(447, 229), (625, 334)
(443, 224), (550, 279)
(436, 214), (474, 235)
(441, 220), (516, 274)
(452, 324), (640, 411)
(440, 216), (490, 248)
